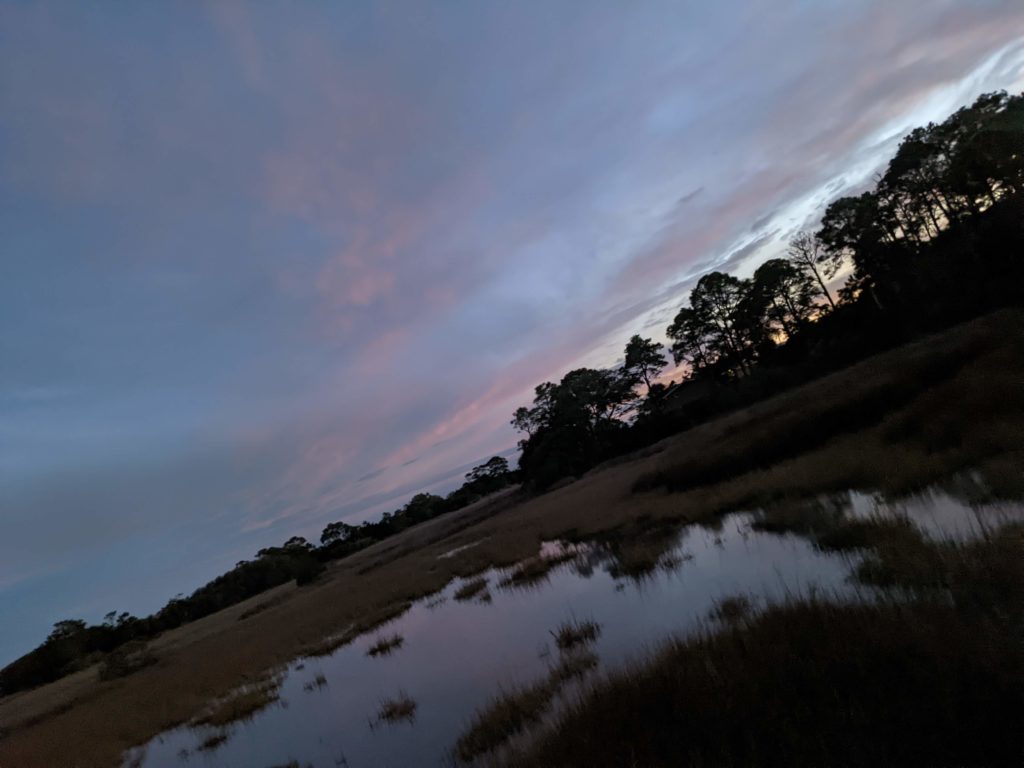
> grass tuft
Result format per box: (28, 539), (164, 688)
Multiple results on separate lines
(550, 619), (601, 652)
(197, 730), (229, 752)
(498, 553), (575, 590)
(453, 576), (490, 602)
(547, 650), (599, 686)
(194, 679), (281, 727)
(454, 681), (554, 762)
(815, 515), (917, 552)
(455, 624), (603, 762)
(304, 600), (412, 658)
(302, 673), (327, 692)
(366, 634), (404, 657)
(375, 692), (417, 725)
(708, 595), (753, 625)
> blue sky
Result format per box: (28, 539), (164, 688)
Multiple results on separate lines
(2, 1), (1023, 664)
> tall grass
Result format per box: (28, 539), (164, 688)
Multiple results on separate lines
(453, 576), (490, 602)
(550, 619), (600, 652)
(633, 334), (986, 495)
(455, 625), (603, 762)
(193, 678), (282, 728)
(375, 692), (417, 725)
(498, 552), (576, 590)
(499, 521), (1024, 768)
(366, 634), (404, 657)
(303, 599), (412, 658)
(632, 315), (1024, 519)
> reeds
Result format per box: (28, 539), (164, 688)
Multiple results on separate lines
(366, 634), (404, 657)
(375, 692), (417, 725)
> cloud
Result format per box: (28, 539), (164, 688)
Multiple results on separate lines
(357, 467), (389, 483)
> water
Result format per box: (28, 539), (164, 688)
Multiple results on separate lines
(844, 486), (1024, 541)
(125, 489), (1019, 768)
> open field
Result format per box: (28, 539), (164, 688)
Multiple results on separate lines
(1, 309), (1022, 767)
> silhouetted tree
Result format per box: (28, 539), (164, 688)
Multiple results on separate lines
(623, 335), (667, 390)
(401, 493), (445, 524)
(746, 258), (819, 339)
(787, 233), (838, 309)
(466, 455), (511, 484)
(512, 367), (636, 487)
(320, 521), (357, 547)
(667, 272), (755, 379)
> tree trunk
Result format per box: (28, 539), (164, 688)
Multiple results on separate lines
(810, 262), (837, 309)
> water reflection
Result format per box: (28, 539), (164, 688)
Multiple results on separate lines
(752, 485), (1024, 546)
(126, 487), (1017, 768)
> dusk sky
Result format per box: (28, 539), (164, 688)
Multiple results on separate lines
(2, 1), (1023, 664)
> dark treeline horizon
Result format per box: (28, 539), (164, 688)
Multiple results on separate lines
(512, 89), (1023, 487)
(0, 454), (518, 695)
(3, 89), (1022, 697)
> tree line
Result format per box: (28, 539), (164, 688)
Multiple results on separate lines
(512, 90), (1023, 487)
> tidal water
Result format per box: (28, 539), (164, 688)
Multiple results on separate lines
(125, 487), (1020, 768)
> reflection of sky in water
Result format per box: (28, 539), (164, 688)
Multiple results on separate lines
(845, 487), (1024, 541)
(127, 490), (1019, 767)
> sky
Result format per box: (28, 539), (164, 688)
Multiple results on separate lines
(2, 1), (1024, 665)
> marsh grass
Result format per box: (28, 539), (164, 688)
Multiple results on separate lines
(633, 336), (986, 496)
(550, 619), (600, 652)
(238, 593), (288, 621)
(301, 673), (327, 692)
(854, 522), (1023, 604)
(196, 730), (228, 752)
(424, 594), (449, 610)
(632, 315), (1024, 520)
(654, 551), (693, 573)
(304, 600), (412, 658)
(455, 632), (602, 762)
(565, 515), (692, 581)
(498, 553), (575, 590)
(375, 692), (417, 725)
(98, 641), (157, 681)
(753, 500), (920, 555)
(752, 497), (846, 536)
(708, 594), (753, 625)
(547, 650), (598, 686)
(455, 682), (553, 761)
(815, 515), (918, 552)
(193, 679), (281, 728)
(606, 532), (684, 580)
(453, 576), (490, 602)
(366, 634), (404, 657)
(501, 520), (1024, 768)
